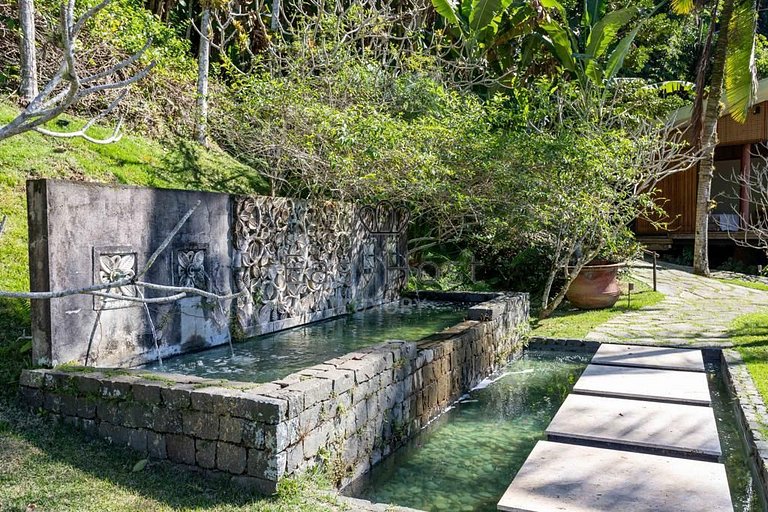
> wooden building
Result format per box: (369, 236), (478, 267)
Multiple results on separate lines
(636, 79), (768, 254)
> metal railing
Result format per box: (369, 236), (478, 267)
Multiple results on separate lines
(641, 248), (658, 291)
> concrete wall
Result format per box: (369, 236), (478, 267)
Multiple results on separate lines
(27, 180), (404, 367)
(28, 180), (234, 368)
(19, 293), (529, 492)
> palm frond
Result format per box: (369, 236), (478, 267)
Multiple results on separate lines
(670, 0), (696, 15)
(585, 7), (639, 60)
(723, 0), (758, 122)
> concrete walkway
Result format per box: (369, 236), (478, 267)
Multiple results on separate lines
(498, 344), (733, 512)
(585, 260), (768, 347)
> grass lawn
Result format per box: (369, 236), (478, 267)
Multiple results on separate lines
(0, 398), (340, 512)
(717, 278), (768, 292)
(530, 278), (665, 339)
(728, 312), (768, 405)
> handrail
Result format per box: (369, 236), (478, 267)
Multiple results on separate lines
(641, 248), (658, 291)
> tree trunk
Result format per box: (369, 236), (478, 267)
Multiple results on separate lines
(687, 1), (718, 145)
(271, 0), (281, 31)
(195, 8), (211, 147)
(18, 0), (38, 104)
(693, 0), (734, 276)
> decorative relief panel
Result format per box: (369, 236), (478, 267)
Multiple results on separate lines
(233, 197), (408, 332)
(174, 247), (208, 290)
(93, 247), (138, 311)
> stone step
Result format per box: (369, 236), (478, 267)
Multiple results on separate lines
(497, 441), (732, 512)
(591, 343), (705, 372)
(572, 364), (711, 406)
(545, 394), (721, 460)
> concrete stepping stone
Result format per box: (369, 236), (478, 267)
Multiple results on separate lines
(591, 343), (705, 372)
(545, 394), (721, 460)
(572, 364), (711, 405)
(497, 441), (732, 512)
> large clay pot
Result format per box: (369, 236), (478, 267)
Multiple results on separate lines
(566, 261), (623, 309)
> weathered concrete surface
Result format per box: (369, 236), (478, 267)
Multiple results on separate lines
(546, 394), (721, 459)
(497, 441), (732, 512)
(28, 179), (233, 367)
(572, 364), (711, 405)
(591, 343), (705, 372)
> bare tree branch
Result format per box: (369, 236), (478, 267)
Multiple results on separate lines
(0, 0), (155, 143)
(137, 200), (201, 278)
(728, 143), (768, 253)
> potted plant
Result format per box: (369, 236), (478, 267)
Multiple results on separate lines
(565, 238), (639, 310)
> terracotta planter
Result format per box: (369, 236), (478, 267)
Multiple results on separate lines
(566, 262), (624, 310)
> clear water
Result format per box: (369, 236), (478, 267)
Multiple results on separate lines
(350, 353), (764, 512)
(141, 300), (466, 384)
(348, 350), (591, 512)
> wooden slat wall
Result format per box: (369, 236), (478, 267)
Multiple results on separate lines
(636, 165), (698, 234)
(637, 104), (766, 237)
(718, 101), (767, 145)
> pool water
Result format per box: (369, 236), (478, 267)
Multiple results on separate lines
(347, 350), (591, 512)
(349, 352), (764, 512)
(141, 300), (466, 384)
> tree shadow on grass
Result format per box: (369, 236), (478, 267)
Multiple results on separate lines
(0, 398), (324, 512)
(727, 324), (768, 350)
(149, 139), (269, 196)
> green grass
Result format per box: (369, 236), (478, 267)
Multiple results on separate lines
(717, 278), (768, 292)
(728, 311), (768, 406)
(0, 399), (340, 511)
(530, 278), (665, 339)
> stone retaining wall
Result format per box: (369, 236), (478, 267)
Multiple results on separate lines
(19, 292), (529, 492)
(721, 349), (768, 504)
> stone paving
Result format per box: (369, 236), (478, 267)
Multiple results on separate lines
(498, 345), (733, 512)
(586, 260), (768, 347)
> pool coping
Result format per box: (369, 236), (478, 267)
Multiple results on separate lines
(18, 291), (530, 494)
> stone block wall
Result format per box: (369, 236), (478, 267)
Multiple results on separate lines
(19, 293), (529, 492)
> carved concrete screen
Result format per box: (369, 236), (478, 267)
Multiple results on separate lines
(27, 180), (407, 368)
(233, 197), (407, 336)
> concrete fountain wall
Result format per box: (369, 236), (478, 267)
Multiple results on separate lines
(19, 292), (529, 493)
(27, 179), (406, 367)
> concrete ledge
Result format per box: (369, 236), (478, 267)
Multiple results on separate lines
(546, 394), (721, 460)
(498, 441), (732, 512)
(572, 364), (712, 406)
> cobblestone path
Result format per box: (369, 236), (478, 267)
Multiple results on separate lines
(585, 260), (768, 347)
